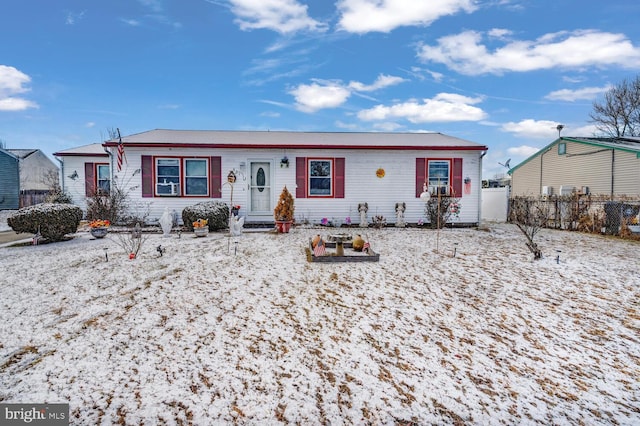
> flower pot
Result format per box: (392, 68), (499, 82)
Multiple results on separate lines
(194, 227), (209, 237)
(628, 225), (640, 234)
(90, 227), (108, 239)
(275, 220), (292, 233)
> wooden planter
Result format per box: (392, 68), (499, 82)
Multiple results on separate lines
(306, 240), (380, 263)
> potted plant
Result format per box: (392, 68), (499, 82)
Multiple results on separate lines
(274, 186), (295, 233)
(88, 219), (110, 239)
(192, 218), (209, 237)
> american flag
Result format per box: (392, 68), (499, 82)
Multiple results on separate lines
(116, 128), (126, 172)
(313, 240), (326, 257)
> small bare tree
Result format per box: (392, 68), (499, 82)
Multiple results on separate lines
(590, 76), (640, 137)
(509, 196), (550, 260)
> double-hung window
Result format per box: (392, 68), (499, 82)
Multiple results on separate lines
(185, 159), (208, 196)
(309, 159), (332, 196)
(96, 164), (110, 194)
(428, 160), (451, 195)
(155, 157), (210, 196)
(156, 158), (181, 195)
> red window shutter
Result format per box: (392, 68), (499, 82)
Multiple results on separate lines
(84, 162), (95, 196)
(210, 156), (222, 198)
(296, 157), (307, 198)
(334, 157), (345, 198)
(415, 158), (426, 198)
(141, 156), (153, 198)
(452, 158), (463, 197)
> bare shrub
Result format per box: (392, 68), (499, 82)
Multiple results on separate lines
(509, 196), (549, 260)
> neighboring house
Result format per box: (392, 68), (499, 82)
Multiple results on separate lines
(510, 136), (640, 197)
(7, 148), (60, 207)
(0, 148), (20, 210)
(54, 130), (488, 226)
(53, 143), (109, 211)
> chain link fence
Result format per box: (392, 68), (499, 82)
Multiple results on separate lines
(509, 194), (640, 238)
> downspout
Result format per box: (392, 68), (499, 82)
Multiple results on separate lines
(610, 149), (615, 198)
(478, 150), (487, 226)
(55, 157), (65, 192)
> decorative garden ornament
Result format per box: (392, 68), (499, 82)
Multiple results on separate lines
(159, 207), (173, 237)
(395, 202), (406, 228)
(358, 203), (368, 228)
(230, 214), (245, 236)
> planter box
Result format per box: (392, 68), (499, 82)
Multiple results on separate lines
(306, 239), (379, 263)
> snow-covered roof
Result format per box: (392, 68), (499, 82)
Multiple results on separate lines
(103, 129), (488, 151)
(53, 143), (109, 157)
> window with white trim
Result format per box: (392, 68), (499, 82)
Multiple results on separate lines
(156, 158), (180, 195)
(309, 159), (332, 196)
(96, 164), (110, 194)
(185, 159), (208, 195)
(428, 160), (451, 195)
(155, 157), (210, 196)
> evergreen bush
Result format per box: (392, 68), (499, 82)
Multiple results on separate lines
(182, 201), (229, 231)
(7, 203), (83, 241)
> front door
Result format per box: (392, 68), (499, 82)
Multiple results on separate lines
(249, 161), (272, 215)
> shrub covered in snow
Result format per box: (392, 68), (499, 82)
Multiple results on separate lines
(45, 190), (73, 204)
(181, 201), (229, 231)
(7, 203), (83, 241)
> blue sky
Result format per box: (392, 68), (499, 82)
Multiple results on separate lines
(2, 0), (640, 178)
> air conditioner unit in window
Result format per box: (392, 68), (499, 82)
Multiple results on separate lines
(542, 186), (552, 196)
(157, 181), (179, 196)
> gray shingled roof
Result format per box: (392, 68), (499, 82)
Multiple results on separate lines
(105, 129), (487, 149)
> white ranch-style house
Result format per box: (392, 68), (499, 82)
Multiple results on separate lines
(54, 130), (488, 227)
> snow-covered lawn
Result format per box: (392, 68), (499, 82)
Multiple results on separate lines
(1, 224), (638, 424)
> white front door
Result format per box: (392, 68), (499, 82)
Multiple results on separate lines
(249, 161), (272, 215)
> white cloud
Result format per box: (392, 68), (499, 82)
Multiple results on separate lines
(544, 85), (610, 101)
(501, 119), (561, 139)
(85, 122), (96, 128)
(289, 81), (351, 113)
(373, 122), (404, 131)
(357, 93), (487, 123)
(348, 74), (406, 92)
(337, 0), (476, 34)
(507, 145), (539, 157)
(138, 0), (163, 13)
(0, 98), (38, 111)
(260, 111), (281, 118)
(289, 74), (406, 113)
(65, 11), (86, 25)
(120, 18), (141, 26)
(487, 28), (512, 39)
(0, 65), (38, 111)
(418, 29), (640, 75)
(229, 0), (327, 34)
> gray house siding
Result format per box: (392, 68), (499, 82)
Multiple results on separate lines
(0, 149), (20, 210)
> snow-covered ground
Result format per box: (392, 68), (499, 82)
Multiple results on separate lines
(0, 224), (638, 425)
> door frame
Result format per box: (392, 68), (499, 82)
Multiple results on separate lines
(247, 159), (275, 220)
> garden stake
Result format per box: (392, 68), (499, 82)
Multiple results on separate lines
(103, 247), (108, 262)
(556, 250), (561, 264)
